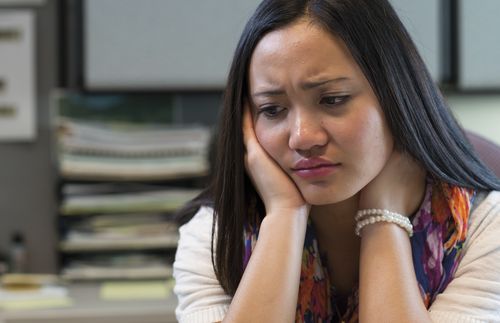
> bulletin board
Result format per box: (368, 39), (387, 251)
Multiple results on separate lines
(0, 10), (36, 141)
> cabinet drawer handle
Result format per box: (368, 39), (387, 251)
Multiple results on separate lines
(0, 104), (16, 118)
(0, 28), (22, 41)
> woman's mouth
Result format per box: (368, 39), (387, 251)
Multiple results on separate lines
(292, 158), (341, 179)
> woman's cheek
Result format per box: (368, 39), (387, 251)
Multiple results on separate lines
(354, 110), (393, 170)
(255, 122), (288, 167)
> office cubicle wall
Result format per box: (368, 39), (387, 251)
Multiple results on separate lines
(389, 0), (441, 82)
(84, 0), (261, 90)
(79, 0), (500, 91)
(82, 0), (444, 90)
(458, 0), (500, 90)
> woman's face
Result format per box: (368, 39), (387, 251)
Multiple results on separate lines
(248, 20), (394, 205)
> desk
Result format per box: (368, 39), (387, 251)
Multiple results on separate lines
(0, 282), (177, 323)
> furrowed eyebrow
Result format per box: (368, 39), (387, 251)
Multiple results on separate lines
(252, 88), (286, 98)
(251, 77), (351, 98)
(300, 77), (351, 90)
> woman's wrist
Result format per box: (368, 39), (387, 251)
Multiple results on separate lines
(359, 220), (410, 240)
(266, 204), (310, 219)
(355, 209), (413, 237)
(262, 206), (310, 235)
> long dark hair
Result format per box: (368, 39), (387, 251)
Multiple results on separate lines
(179, 0), (500, 296)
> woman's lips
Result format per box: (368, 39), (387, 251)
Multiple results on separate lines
(292, 158), (341, 179)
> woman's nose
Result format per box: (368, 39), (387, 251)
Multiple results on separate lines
(288, 112), (328, 153)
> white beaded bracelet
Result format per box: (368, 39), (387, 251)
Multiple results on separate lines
(355, 209), (413, 237)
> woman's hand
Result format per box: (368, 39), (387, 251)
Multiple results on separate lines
(243, 103), (309, 214)
(358, 149), (427, 216)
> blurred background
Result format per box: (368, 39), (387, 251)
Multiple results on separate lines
(0, 0), (499, 322)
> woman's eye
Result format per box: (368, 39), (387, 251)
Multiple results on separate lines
(320, 95), (349, 106)
(258, 105), (285, 118)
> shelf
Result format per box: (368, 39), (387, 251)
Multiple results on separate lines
(62, 265), (172, 281)
(60, 235), (179, 252)
(53, 95), (210, 283)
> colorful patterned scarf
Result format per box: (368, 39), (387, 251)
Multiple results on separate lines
(243, 179), (476, 322)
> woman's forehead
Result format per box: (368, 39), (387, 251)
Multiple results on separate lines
(248, 21), (362, 92)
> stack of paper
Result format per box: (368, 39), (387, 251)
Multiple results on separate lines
(57, 118), (211, 181)
(60, 213), (180, 252)
(62, 254), (173, 280)
(0, 274), (72, 311)
(60, 188), (200, 215)
(58, 184), (197, 280)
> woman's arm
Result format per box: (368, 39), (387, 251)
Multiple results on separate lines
(173, 207), (232, 322)
(223, 207), (308, 322)
(360, 192), (500, 323)
(175, 105), (308, 322)
(359, 223), (431, 322)
(358, 151), (431, 322)
(428, 191), (500, 321)
(174, 205), (308, 323)
(223, 105), (310, 322)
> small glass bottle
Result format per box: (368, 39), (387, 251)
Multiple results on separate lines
(9, 232), (28, 273)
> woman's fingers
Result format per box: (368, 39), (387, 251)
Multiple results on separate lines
(242, 103), (259, 152)
(242, 103), (260, 173)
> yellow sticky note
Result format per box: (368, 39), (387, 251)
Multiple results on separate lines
(100, 280), (173, 301)
(0, 297), (73, 311)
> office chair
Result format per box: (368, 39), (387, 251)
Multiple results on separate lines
(467, 131), (500, 178)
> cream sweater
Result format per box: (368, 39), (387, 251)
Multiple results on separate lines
(173, 191), (500, 322)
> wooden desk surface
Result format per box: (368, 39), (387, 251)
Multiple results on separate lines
(0, 282), (178, 323)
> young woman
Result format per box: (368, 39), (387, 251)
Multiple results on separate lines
(173, 0), (500, 322)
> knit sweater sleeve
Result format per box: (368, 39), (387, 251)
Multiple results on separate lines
(173, 206), (231, 323)
(428, 191), (500, 322)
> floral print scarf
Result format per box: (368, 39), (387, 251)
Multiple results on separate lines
(243, 179), (476, 322)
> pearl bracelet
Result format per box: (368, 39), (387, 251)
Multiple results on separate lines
(355, 209), (413, 237)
